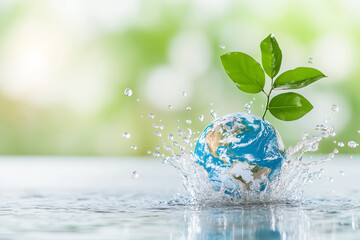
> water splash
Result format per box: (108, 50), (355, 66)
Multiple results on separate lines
(155, 118), (337, 204)
(132, 94), (342, 204)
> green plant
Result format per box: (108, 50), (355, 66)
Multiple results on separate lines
(220, 34), (326, 121)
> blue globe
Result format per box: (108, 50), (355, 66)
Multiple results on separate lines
(194, 112), (286, 192)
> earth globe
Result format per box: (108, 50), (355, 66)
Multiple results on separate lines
(194, 112), (286, 193)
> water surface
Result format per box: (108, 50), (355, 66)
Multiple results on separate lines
(0, 156), (359, 239)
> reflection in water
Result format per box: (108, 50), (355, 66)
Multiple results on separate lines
(180, 204), (308, 240)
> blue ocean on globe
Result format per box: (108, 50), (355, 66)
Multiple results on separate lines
(194, 112), (286, 192)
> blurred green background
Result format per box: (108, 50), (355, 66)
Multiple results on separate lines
(0, 0), (359, 156)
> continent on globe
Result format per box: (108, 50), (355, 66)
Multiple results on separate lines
(194, 113), (286, 193)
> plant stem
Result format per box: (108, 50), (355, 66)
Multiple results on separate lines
(262, 78), (274, 119)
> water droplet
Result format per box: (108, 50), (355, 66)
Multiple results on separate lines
(308, 57), (314, 64)
(155, 145), (160, 150)
(187, 128), (192, 136)
(155, 131), (162, 137)
(244, 103), (251, 113)
(314, 124), (328, 131)
(162, 157), (170, 164)
(270, 33), (275, 38)
(177, 129), (183, 136)
(329, 177), (334, 183)
(164, 145), (172, 151)
(340, 171), (345, 176)
(186, 106), (192, 111)
(148, 113), (154, 119)
(153, 151), (161, 157)
(348, 141), (359, 148)
(122, 132), (131, 139)
(147, 150), (151, 154)
(219, 44), (225, 49)
(357, 130), (360, 134)
(350, 155), (353, 159)
(182, 137), (189, 144)
(136, 98), (140, 102)
(333, 148), (339, 154)
(159, 125), (164, 130)
(168, 134), (174, 140)
(132, 171), (139, 179)
(338, 142), (344, 147)
(210, 102), (214, 106)
(302, 132), (309, 140)
(168, 105), (173, 110)
(210, 110), (217, 119)
(329, 126), (336, 136)
(131, 146), (137, 150)
(152, 123), (158, 129)
(199, 114), (204, 122)
(185, 119), (192, 125)
(182, 91), (187, 97)
(331, 104), (339, 112)
(124, 88), (133, 96)
(329, 152), (335, 158)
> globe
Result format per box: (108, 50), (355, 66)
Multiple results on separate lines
(194, 112), (286, 193)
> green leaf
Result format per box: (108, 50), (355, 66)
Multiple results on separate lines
(273, 67), (326, 90)
(260, 34), (282, 78)
(220, 52), (265, 93)
(269, 92), (313, 121)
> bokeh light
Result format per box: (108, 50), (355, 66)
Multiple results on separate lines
(0, 0), (359, 155)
